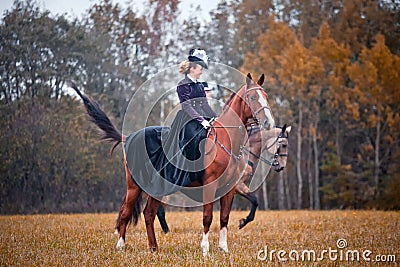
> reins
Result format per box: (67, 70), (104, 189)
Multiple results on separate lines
(242, 126), (290, 169)
(205, 123), (246, 161)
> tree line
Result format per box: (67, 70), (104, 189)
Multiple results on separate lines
(0, 0), (399, 214)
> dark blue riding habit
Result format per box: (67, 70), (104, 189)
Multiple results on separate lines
(124, 75), (217, 197)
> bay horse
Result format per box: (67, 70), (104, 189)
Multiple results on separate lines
(70, 73), (273, 256)
(142, 124), (291, 234)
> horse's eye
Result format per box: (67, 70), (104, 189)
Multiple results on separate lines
(251, 95), (257, 101)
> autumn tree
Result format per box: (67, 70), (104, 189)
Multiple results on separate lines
(83, 0), (150, 122)
(231, 0), (276, 68)
(346, 34), (400, 202)
(308, 22), (351, 209)
(235, 0), (399, 210)
(0, 1), (125, 214)
(0, 0), (86, 103)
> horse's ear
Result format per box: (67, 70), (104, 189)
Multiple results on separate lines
(286, 126), (292, 133)
(257, 74), (265, 86)
(281, 124), (287, 133)
(246, 73), (252, 86)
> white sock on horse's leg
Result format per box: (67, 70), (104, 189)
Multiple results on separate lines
(219, 227), (228, 252)
(116, 237), (125, 251)
(201, 232), (210, 257)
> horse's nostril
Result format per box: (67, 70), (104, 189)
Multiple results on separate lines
(274, 165), (284, 172)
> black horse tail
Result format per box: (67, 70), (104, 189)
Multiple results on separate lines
(132, 192), (142, 226)
(115, 191), (143, 232)
(68, 81), (123, 156)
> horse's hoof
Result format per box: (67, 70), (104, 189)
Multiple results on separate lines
(150, 246), (158, 253)
(201, 232), (209, 257)
(116, 237), (125, 251)
(238, 218), (246, 229)
(219, 242), (229, 253)
(201, 241), (209, 257)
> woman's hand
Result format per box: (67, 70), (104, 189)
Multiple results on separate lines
(201, 120), (211, 129)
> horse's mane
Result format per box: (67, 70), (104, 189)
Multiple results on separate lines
(223, 92), (236, 109)
(222, 84), (245, 113)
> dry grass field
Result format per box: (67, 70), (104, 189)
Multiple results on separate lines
(0, 210), (398, 266)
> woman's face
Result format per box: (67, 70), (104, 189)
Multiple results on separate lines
(190, 64), (203, 79)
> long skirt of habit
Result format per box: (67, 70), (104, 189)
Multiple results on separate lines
(124, 110), (208, 197)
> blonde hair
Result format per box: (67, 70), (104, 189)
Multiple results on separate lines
(179, 60), (197, 74)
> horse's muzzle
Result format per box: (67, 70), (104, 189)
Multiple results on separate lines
(275, 166), (284, 172)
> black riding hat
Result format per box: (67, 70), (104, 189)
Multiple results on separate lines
(188, 48), (209, 69)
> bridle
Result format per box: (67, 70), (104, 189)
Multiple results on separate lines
(206, 84), (272, 161)
(268, 126), (289, 167)
(243, 85), (273, 130)
(243, 125), (289, 174)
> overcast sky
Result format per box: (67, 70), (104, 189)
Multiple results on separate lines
(0, 0), (219, 21)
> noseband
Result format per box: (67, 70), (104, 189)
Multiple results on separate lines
(243, 126), (289, 173)
(270, 129), (289, 166)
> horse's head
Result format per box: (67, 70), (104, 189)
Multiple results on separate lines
(242, 73), (275, 130)
(262, 124), (291, 172)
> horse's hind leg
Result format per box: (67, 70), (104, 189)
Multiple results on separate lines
(143, 196), (161, 252)
(116, 164), (142, 251)
(115, 193), (127, 234)
(218, 187), (235, 253)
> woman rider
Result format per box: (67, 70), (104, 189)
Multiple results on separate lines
(165, 48), (218, 185)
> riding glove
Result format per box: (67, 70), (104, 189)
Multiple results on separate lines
(201, 120), (211, 129)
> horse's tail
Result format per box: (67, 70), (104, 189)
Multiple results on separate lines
(132, 192), (142, 226)
(115, 191), (142, 232)
(68, 81), (123, 156)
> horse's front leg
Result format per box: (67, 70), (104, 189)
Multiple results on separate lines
(202, 202), (213, 257)
(238, 191), (258, 229)
(219, 187), (236, 253)
(201, 177), (218, 257)
(143, 196), (160, 252)
(236, 181), (258, 229)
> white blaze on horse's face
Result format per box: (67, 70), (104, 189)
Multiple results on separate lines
(256, 90), (275, 129)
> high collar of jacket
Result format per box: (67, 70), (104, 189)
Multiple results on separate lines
(186, 74), (197, 83)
